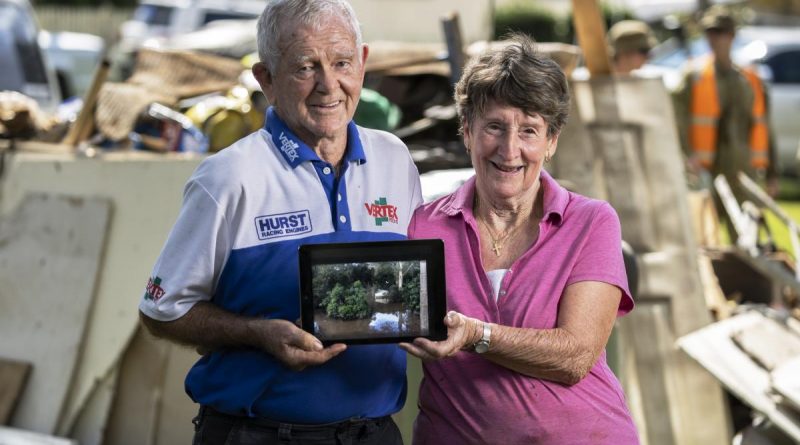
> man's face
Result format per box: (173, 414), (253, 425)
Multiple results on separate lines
(706, 29), (735, 59)
(253, 18), (368, 148)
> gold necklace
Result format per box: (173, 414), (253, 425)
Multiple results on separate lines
(477, 217), (524, 257)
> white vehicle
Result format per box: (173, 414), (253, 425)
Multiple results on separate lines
(39, 30), (105, 99)
(120, 0), (264, 46)
(0, 0), (61, 113)
(645, 26), (800, 176)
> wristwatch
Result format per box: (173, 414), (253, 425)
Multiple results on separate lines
(473, 321), (492, 354)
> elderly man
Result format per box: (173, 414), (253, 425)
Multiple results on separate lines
(138, 1), (421, 443)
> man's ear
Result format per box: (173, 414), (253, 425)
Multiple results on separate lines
(359, 43), (370, 79)
(252, 62), (275, 104)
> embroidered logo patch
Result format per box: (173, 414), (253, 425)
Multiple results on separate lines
(364, 197), (398, 226)
(144, 276), (165, 301)
(278, 131), (300, 162)
(255, 210), (312, 240)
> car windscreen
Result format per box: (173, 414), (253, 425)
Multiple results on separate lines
(0, 2), (48, 89)
(133, 3), (173, 26)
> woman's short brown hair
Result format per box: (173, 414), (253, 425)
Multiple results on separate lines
(455, 33), (570, 138)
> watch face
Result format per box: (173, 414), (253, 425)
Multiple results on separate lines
(475, 341), (489, 354)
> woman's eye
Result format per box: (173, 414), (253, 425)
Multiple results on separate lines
(520, 127), (537, 138)
(485, 124), (503, 135)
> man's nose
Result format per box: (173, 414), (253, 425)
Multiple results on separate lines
(315, 66), (338, 93)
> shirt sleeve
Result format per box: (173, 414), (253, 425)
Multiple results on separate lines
(566, 202), (634, 316)
(139, 178), (231, 321)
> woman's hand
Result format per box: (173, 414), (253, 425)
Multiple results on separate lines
(400, 311), (483, 361)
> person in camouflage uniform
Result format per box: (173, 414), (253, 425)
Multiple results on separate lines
(673, 6), (778, 205)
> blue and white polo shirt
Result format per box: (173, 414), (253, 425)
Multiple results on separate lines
(139, 108), (423, 423)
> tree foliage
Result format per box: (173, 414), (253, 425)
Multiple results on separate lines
(400, 263), (421, 311)
(325, 281), (370, 320)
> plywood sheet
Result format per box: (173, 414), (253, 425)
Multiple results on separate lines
(0, 194), (110, 433)
(0, 150), (202, 434)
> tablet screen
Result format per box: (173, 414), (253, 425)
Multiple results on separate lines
(298, 239), (446, 344)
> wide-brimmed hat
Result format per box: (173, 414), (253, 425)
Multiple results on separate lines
(607, 20), (658, 56)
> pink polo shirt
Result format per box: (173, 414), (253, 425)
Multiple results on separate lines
(408, 171), (638, 444)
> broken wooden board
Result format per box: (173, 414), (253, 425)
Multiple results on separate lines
(732, 317), (800, 371)
(678, 311), (800, 442)
(0, 359), (31, 425)
(0, 193), (110, 433)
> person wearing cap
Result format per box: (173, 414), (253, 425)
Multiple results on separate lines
(673, 5), (778, 214)
(607, 20), (658, 74)
(138, 0), (421, 443)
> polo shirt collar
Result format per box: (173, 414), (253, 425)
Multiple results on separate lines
(264, 107), (366, 168)
(442, 169), (567, 225)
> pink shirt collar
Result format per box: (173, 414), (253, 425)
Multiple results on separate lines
(439, 169), (568, 226)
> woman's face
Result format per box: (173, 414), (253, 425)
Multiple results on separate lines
(464, 100), (558, 203)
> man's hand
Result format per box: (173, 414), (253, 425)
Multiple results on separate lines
(399, 311), (481, 361)
(253, 319), (346, 371)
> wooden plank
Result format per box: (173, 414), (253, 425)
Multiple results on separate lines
(570, 0), (612, 76)
(441, 12), (465, 85)
(62, 60), (110, 148)
(738, 172), (800, 279)
(0, 360), (31, 425)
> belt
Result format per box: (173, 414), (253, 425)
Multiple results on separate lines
(199, 405), (389, 432)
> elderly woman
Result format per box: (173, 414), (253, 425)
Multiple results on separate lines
(400, 34), (639, 444)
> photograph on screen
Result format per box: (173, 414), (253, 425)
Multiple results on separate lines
(310, 260), (430, 340)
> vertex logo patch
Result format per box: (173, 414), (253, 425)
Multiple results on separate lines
(364, 197), (398, 226)
(255, 210), (312, 240)
(278, 131), (300, 162)
(144, 276), (165, 301)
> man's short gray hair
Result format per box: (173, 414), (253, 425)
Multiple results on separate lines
(257, 0), (363, 74)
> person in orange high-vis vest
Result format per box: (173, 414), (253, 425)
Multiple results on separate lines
(673, 6), (778, 208)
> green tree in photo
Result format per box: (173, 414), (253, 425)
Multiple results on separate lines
(401, 263), (421, 312)
(374, 262), (396, 289)
(326, 281), (370, 320)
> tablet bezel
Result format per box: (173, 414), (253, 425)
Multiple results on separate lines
(298, 239), (447, 345)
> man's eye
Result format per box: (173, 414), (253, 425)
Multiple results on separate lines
(336, 60), (352, 69)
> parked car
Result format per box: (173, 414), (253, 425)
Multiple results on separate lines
(39, 30), (105, 99)
(119, 0), (264, 47)
(645, 26), (800, 176)
(0, 0), (61, 113)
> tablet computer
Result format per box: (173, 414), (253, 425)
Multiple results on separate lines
(298, 239), (447, 345)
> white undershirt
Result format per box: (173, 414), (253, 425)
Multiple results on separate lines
(486, 269), (509, 301)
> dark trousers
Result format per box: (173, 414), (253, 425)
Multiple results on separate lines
(192, 406), (404, 445)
